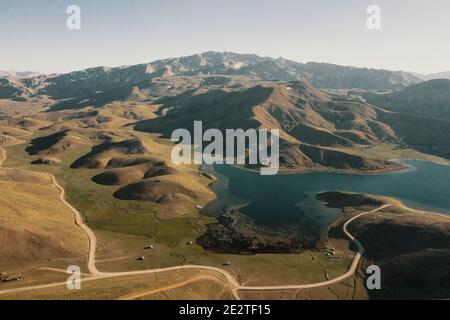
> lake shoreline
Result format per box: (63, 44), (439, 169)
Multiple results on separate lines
(231, 161), (412, 176)
(202, 159), (450, 224)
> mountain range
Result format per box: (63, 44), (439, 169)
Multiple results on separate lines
(0, 52), (424, 101)
(1, 52), (450, 172)
(0, 71), (41, 79)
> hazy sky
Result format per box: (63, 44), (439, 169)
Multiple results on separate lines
(1, 0), (449, 74)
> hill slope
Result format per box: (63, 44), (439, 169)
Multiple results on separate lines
(365, 79), (450, 121)
(321, 192), (450, 300)
(0, 168), (87, 264)
(134, 80), (406, 172)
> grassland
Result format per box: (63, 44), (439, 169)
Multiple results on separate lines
(7, 126), (445, 300)
(0, 269), (231, 300)
(0, 167), (88, 289)
(1, 133), (356, 291)
(239, 274), (368, 300)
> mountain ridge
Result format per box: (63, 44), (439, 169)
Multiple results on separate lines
(365, 79), (450, 121)
(0, 52), (423, 101)
(2, 52), (449, 172)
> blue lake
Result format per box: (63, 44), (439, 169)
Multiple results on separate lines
(203, 161), (450, 229)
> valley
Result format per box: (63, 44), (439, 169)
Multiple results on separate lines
(0, 52), (449, 300)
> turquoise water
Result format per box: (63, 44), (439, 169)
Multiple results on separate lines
(203, 161), (450, 228)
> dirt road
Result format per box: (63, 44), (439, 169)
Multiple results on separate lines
(0, 146), (6, 166)
(238, 204), (393, 292)
(48, 173), (102, 276)
(0, 145), (404, 299)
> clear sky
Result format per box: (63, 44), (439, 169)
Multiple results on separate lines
(1, 0), (449, 74)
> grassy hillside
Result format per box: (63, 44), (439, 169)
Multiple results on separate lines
(378, 110), (450, 159)
(366, 79), (450, 121)
(134, 81), (409, 172)
(322, 191), (450, 300)
(0, 170), (87, 260)
(0, 269), (231, 300)
(1, 131), (355, 292)
(352, 206), (450, 299)
(0, 167), (88, 287)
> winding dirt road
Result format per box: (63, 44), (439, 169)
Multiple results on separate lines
(0, 144), (395, 299)
(48, 174), (102, 276)
(237, 204), (393, 292)
(0, 146), (6, 167)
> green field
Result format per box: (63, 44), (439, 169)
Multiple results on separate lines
(2, 134), (356, 288)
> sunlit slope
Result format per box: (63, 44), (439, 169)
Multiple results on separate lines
(0, 168), (87, 264)
(134, 81), (404, 172)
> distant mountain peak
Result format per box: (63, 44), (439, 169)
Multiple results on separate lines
(0, 71), (41, 79)
(413, 71), (450, 81)
(0, 52), (427, 101)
